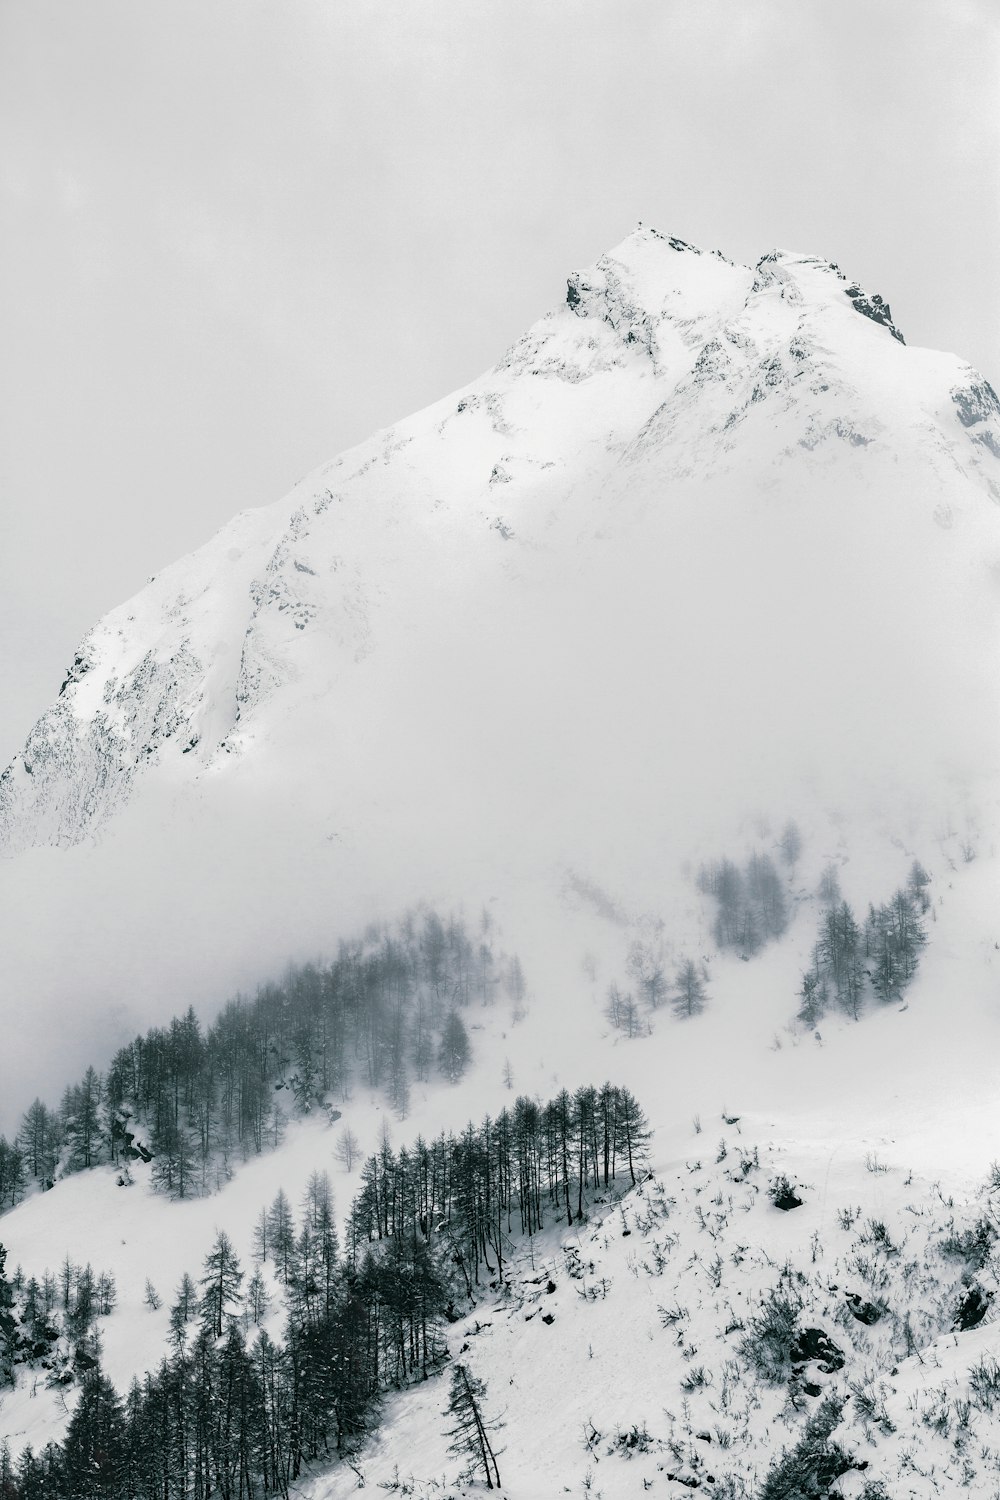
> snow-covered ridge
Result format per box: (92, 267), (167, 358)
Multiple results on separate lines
(2, 224), (997, 858)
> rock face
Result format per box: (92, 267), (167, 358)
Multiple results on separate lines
(2, 225), (998, 860)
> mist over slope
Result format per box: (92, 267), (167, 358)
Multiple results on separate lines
(0, 225), (998, 1125)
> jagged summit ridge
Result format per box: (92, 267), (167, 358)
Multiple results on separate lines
(1, 227), (998, 856)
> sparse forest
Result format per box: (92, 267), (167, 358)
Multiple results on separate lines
(0, 910), (512, 1211)
(798, 864), (929, 1026)
(698, 846), (791, 957)
(0, 1082), (649, 1497)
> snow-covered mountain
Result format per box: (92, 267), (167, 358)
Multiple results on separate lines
(3, 226), (998, 869)
(1, 227), (1000, 1498)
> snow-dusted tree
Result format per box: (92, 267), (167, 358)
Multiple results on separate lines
(797, 968), (827, 1029)
(712, 859), (745, 947)
(62, 1367), (127, 1498)
(673, 960), (707, 1019)
(747, 850), (788, 940)
(866, 887), (926, 1003)
(779, 819), (802, 867)
(151, 1115), (198, 1200)
(0, 1139), (24, 1212)
(605, 983), (641, 1037)
(244, 1268), (270, 1328)
(907, 859), (932, 913)
(60, 1067), (103, 1173)
(817, 901), (862, 1019)
(614, 1088), (652, 1185)
(17, 1098), (60, 1187)
(439, 1011), (471, 1082)
(96, 1271), (117, 1317)
(444, 1363), (502, 1489)
(504, 954), (526, 1010)
(334, 1126), (361, 1173)
(0, 1245), (14, 1387)
(200, 1230), (244, 1340)
(627, 939), (667, 1009)
(267, 1189), (296, 1283)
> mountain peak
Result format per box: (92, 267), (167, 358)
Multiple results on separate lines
(565, 229), (905, 348)
(1, 228), (995, 857)
(753, 247), (905, 341)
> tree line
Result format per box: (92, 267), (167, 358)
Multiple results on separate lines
(0, 910), (513, 1212)
(0, 1082), (650, 1498)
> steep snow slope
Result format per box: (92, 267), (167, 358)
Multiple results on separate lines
(3, 226), (998, 861)
(1, 226), (998, 1132)
(294, 1140), (1000, 1500)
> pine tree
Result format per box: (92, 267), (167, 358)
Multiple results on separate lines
(673, 959), (707, 1019)
(0, 1244), (15, 1387)
(907, 859), (932, 913)
(62, 1367), (127, 1498)
(439, 1011), (471, 1082)
(444, 1363), (502, 1489)
(200, 1230), (244, 1340)
(797, 968), (826, 1029)
(614, 1088), (652, 1185)
(18, 1098), (60, 1187)
(267, 1189), (297, 1283)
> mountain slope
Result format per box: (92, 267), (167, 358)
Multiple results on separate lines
(3, 226), (998, 863)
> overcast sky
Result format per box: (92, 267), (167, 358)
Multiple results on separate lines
(2, 0), (998, 760)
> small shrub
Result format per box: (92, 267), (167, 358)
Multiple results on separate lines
(969, 1354), (1000, 1412)
(768, 1174), (803, 1211)
(741, 1288), (801, 1383)
(940, 1216), (996, 1270)
(859, 1218), (899, 1255)
(611, 1421), (652, 1456)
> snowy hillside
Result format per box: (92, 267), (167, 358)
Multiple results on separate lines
(1, 226), (999, 1496)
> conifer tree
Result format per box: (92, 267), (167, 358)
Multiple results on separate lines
(0, 1245), (15, 1387)
(444, 1363), (502, 1489)
(200, 1230), (244, 1340)
(62, 1367), (127, 1499)
(674, 959), (707, 1019)
(439, 1011), (471, 1082)
(267, 1188), (297, 1283)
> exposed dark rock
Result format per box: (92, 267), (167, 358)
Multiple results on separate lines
(769, 1174), (804, 1211)
(952, 378), (1000, 427)
(790, 1327), (845, 1374)
(955, 1286), (990, 1331)
(843, 285), (905, 343)
(845, 1292), (884, 1326)
(952, 380), (1000, 456)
